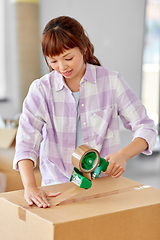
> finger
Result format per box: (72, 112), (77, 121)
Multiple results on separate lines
(25, 197), (34, 206)
(105, 162), (114, 175)
(110, 165), (121, 176)
(37, 191), (56, 208)
(46, 192), (61, 197)
(112, 172), (123, 178)
(44, 192), (61, 207)
(31, 196), (43, 208)
(29, 194), (47, 208)
(37, 195), (50, 208)
(105, 155), (110, 161)
(40, 192), (50, 203)
(106, 163), (119, 176)
(112, 168), (125, 178)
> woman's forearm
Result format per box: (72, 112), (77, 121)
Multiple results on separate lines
(119, 137), (148, 161)
(105, 137), (148, 178)
(18, 159), (37, 189)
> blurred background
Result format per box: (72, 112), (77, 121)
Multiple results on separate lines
(0, 0), (159, 192)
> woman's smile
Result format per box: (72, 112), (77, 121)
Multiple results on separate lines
(61, 69), (73, 77)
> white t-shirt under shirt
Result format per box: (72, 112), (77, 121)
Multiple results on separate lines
(72, 91), (83, 148)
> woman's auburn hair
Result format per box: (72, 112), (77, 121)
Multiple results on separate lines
(41, 16), (101, 71)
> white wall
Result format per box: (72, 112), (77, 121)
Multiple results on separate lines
(39, 0), (146, 98)
(0, 0), (146, 119)
(0, 0), (20, 119)
(0, 0), (6, 99)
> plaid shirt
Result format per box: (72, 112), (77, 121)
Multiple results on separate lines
(13, 63), (156, 186)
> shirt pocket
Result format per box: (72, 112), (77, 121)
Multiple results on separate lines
(91, 106), (114, 141)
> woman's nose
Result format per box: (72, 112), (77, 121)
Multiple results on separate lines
(59, 61), (67, 72)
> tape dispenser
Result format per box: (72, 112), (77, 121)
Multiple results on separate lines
(70, 145), (109, 189)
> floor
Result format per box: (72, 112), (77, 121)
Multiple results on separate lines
(123, 151), (160, 190)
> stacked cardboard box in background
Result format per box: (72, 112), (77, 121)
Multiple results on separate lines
(0, 172), (6, 192)
(0, 125), (41, 192)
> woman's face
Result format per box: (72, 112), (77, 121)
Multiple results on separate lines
(47, 47), (86, 82)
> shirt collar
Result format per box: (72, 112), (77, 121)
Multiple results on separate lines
(53, 70), (66, 91)
(83, 63), (97, 84)
(53, 63), (97, 91)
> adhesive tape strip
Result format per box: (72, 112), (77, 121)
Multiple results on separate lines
(18, 207), (26, 221)
(50, 186), (84, 206)
(72, 145), (100, 173)
(58, 185), (151, 206)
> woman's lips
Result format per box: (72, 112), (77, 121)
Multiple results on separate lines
(62, 70), (72, 76)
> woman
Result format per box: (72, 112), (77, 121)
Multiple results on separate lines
(13, 16), (157, 208)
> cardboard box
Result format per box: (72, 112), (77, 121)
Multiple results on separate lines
(0, 130), (41, 192)
(0, 128), (17, 149)
(0, 144), (42, 191)
(0, 172), (6, 193)
(2, 168), (42, 192)
(0, 143), (24, 192)
(0, 144), (16, 171)
(0, 176), (160, 240)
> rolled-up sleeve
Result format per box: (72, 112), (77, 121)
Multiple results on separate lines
(13, 80), (47, 170)
(116, 73), (157, 155)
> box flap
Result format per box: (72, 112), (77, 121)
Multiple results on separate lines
(0, 128), (17, 149)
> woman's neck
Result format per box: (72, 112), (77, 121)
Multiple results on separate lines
(64, 62), (86, 92)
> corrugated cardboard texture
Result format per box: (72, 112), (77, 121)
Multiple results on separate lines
(0, 176), (160, 240)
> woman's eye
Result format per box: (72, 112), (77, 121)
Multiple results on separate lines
(66, 57), (73, 61)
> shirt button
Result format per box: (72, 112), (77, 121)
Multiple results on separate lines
(83, 122), (86, 125)
(86, 142), (89, 145)
(82, 104), (84, 107)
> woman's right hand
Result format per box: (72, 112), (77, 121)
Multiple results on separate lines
(18, 159), (61, 208)
(24, 186), (61, 208)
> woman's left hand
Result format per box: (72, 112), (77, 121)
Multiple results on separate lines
(104, 151), (128, 178)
